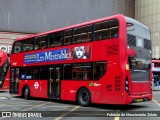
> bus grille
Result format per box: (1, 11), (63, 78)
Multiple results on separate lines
(115, 76), (121, 91)
(107, 45), (118, 56)
(106, 85), (112, 91)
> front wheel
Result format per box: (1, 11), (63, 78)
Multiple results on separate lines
(77, 88), (91, 107)
(23, 86), (30, 100)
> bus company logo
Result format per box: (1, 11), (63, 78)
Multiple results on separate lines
(89, 82), (94, 86)
(34, 82), (39, 89)
(89, 82), (101, 87)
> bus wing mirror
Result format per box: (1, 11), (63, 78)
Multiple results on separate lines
(128, 48), (136, 57)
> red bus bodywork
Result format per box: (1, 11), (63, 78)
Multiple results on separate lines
(0, 50), (9, 90)
(10, 14), (152, 105)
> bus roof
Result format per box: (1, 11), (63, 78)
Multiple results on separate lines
(125, 16), (149, 30)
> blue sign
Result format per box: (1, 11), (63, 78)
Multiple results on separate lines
(24, 48), (71, 64)
(21, 74), (25, 79)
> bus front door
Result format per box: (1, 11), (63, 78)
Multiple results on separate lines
(48, 66), (61, 99)
(9, 68), (19, 94)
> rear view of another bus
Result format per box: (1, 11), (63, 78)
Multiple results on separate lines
(0, 50), (9, 90)
(125, 17), (152, 103)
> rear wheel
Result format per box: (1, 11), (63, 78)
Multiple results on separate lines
(77, 88), (91, 107)
(23, 86), (30, 100)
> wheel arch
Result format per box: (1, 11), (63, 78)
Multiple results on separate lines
(22, 85), (30, 97)
(76, 86), (91, 103)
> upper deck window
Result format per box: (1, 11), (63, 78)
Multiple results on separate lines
(73, 25), (92, 44)
(35, 35), (48, 50)
(22, 38), (34, 52)
(12, 41), (23, 53)
(48, 31), (64, 48)
(94, 19), (119, 40)
(64, 29), (72, 45)
(11, 18), (120, 54)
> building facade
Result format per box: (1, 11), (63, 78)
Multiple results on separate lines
(0, 32), (32, 54)
(135, 0), (160, 59)
(0, 0), (135, 33)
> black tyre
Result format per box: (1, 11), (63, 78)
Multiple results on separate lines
(77, 88), (91, 107)
(23, 86), (30, 100)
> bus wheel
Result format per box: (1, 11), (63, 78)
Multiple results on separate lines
(24, 86), (30, 100)
(77, 88), (91, 107)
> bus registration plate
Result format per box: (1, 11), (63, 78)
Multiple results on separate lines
(136, 98), (143, 102)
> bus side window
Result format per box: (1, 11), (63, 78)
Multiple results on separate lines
(48, 31), (64, 47)
(64, 64), (72, 80)
(25, 68), (32, 80)
(54, 31), (63, 47)
(94, 62), (106, 80)
(35, 35), (48, 50)
(19, 68), (26, 80)
(48, 33), (55, 47)
(12, 41), (23, 53)
(74, 25), (92, 44)
(64, 29), (72, 45)
(72, 63), (92, 80)
(39, 67), (47, 79)
(94, 19), (119, 40)
(33, 68), (39, 79)
(22, 38), (34, 52)
(33, 67), (48, 80)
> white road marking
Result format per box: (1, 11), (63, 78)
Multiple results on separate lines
(22, 102), (49, 111)
(152, 98), (160, 107)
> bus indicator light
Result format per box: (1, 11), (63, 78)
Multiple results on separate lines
(126, 64), (129, 70)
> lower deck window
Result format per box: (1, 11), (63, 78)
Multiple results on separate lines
(17, 61), (106, 81)
(73, 63), (92, 80)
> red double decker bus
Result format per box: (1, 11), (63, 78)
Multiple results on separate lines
(9, 14), (152, 106)
(0, 50), (10, 90)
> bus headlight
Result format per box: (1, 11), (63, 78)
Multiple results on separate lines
(125, 77), (130, 95)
